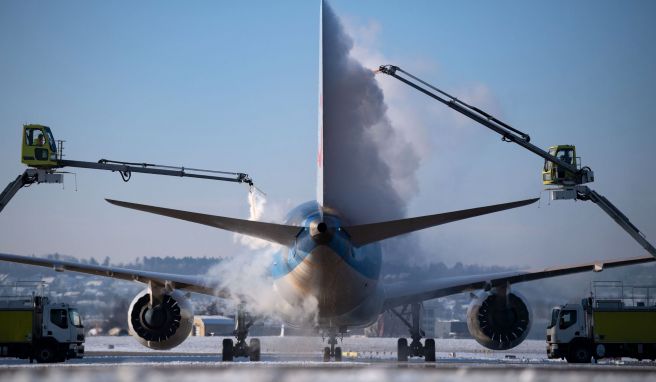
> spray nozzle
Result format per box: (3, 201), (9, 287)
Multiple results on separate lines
(376, 65), (399, 75)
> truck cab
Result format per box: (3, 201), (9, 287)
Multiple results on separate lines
(542, 145), (578, 186)
(21, 124), (59, 168)
(546, 302), (590, 362)
(42, 301), (85, 360)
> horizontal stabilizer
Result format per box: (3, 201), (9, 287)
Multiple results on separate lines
(345, 198), (539, 247)
(106, 199), (302, 246)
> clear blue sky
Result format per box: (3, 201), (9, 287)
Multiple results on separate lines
(1, 0), (655, 268)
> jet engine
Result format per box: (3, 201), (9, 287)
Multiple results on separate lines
(466, 290), (532, 350)
(127, 289), (194, 350)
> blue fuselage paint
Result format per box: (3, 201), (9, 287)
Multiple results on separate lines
(272, 201), (384, 328)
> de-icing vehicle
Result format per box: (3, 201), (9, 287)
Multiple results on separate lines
(0, 282), (84, 363)
(547, 281), (656, 363)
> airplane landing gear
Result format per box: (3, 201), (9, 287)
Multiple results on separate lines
(321, 328), (344, 362)
(222, 306), (260, 362)
(391, 302), (435, 362)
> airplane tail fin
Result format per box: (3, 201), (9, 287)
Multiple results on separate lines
(344, 198), (539, 247)
(105, 199), (302, 247)
(316, 0), (325, 205)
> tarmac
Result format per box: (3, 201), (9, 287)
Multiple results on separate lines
(1, 337), (655, 381)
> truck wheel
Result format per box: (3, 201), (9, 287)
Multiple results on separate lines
(568, 344), (592, 363)
(35, 346), (56, 363)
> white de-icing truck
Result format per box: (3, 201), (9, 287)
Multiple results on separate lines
(0, 285), (84, 363)
(547, 281), (656, 363)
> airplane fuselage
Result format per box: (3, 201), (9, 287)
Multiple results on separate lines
(272, 201), (385, 329)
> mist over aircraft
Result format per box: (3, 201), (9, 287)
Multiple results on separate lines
(0, 1), (653, 362)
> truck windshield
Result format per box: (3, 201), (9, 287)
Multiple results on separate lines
(559, 309), (577, 329)
(69, 309), (83, 327)
(45, 127), (57, 153)
(548, 308), (560, 328)
(556, 148), (574, 164)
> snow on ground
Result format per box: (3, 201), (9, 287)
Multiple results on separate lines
(2, 337), (656, 381)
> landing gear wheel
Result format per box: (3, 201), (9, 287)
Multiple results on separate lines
(334, 346), (342, 362)
(249, 338), (261, 361)
(397, 338), (409, 362)
(567, 344), (591, 364)
(424, 338), (436, 362)
(36, 346), (56, 363)
(323, 347), (331, 362)
(222, 338), (234, 362)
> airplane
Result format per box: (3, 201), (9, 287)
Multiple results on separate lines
(0, 0), (653, 363)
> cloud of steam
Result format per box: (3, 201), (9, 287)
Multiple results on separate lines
(322, 3), (420, 226)
(344, 17), (502, 186)
(340, 10), (506, 266)
(322, 2), (426, 264)
(234, 189), (282, 253)
(205, 189), (318, 324)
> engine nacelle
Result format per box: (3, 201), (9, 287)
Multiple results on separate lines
(128, 289), (194, 350)
(466, 290), (532, 350)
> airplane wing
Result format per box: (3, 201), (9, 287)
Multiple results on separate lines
(0, 252), (229, 298)
(382, 255), (654, 309)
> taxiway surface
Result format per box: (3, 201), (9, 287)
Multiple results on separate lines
(1, 336), (655, 381)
